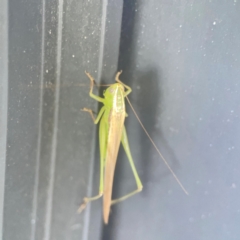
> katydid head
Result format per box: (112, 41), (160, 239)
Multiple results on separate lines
(103, 83), (125, 109)
(103, 83), (124, 98)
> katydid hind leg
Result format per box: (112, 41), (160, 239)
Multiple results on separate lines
(99, 115), (108, 196)
(78, 112), (107, 213)
(111, 126), (143, 205)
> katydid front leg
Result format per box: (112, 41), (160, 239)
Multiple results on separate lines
(115, 71), (132, 97)
(85, 71), (104, 103)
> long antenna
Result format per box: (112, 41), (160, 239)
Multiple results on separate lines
(126, 96), (189, 195)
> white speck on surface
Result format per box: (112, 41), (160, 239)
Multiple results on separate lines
(169, 127), (179, 133)
(209, 144), (212, 147)
(46, 69), (48, 73)
(84, 36), (87, 39)
(179, 25), (182, 28)
(212, 97), (215, 101)
(231, 183), (236, 188)
(71, 224), (81, 230)
(166, 38), (169, 41)
(213, 21), (216, 25)
(72, 55), (75, 58)
(230, 110), (234, 113)
(204, 54), (206, 57)
(199, 117), (202, 121)
(189, 217), (194, 222)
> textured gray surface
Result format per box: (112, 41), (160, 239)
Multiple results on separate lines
(4, 0), (122, 239)
(2, 0), (240, 240)
(102, 1), (240, 240)
(0, 0), (8, 238)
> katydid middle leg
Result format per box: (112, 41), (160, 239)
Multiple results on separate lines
(111, 126), (143, 205)
(81, 106), (105, 124)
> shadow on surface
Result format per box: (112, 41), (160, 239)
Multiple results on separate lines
(101, 0), (182, 238)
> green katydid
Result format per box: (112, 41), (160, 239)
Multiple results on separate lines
(78, 71), (188, 224)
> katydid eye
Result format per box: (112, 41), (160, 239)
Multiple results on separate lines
(109, 87), (114, 93)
